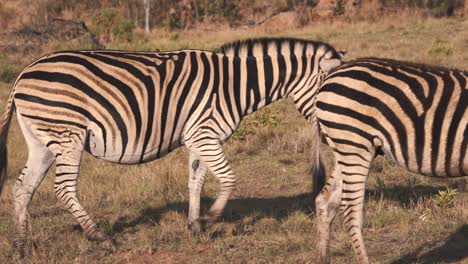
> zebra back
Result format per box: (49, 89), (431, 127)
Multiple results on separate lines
(319, 57), (468, 177)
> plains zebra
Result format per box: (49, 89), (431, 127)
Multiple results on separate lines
(313, 57), (467, 263)
(0, 38), (343, 255)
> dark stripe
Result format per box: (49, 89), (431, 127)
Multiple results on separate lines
(20, 71), (127, 159)
(461, 126), (468, 175)
(288, 44), (309, 96)
(34, 55), (142, 151)
(157, 51), (187, 157)
(328, 137), (370, 152)
(321, 82), (409, 168)
(284, 42), (298, 92)
(232, 56), (243, 119)
(15, 93), (107, 153)
(184, 53), (214, 132)
(212, 54), (233, 134)
(246, 56), (260, 112)
(431, 72), (454, 176)
(319, 119), (374, 143)
(272, 47), (286, 97)
(74, 52), (156, 162)
(445, 73), (467, 176)
(263, 56), (274, 104)
(169, 52), (193, 151)
(317, 101), (396, 156)
(222, 55), (236, 124)
(46, 140), (72, 147)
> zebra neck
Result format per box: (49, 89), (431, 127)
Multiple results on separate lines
(289, 72), (325, 122)
(223, 54), (305, 118)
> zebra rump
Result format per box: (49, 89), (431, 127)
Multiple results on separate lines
(314, 57), (467, 263)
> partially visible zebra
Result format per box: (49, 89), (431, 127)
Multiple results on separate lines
(313, 57), (467, 263)
(0, 38), (343, 256)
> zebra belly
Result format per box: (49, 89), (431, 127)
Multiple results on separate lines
(85, 125), (181, 165)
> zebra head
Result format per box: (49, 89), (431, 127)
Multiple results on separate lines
(320, 49), (345, 73)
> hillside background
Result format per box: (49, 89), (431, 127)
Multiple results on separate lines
(1, 0), (468, 31)
(1, 0), (468, 83)
(0, 1), (467, 263)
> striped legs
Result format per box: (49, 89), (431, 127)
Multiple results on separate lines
(13, 115), (55, 256)
(186, 135), (236, 227)
(316, 146), (371, 263)
(337, 151), (372, 263)
(13, 146), (54, 256)
(53, 151), (106, 241)
(187, 151), (207, 233)
(340, 179), (368, 263)
(315, 162), (343, 264)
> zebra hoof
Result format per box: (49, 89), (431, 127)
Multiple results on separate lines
(188, 220), (205, 235)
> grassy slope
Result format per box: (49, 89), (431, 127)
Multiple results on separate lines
(0, 15), (467, 264)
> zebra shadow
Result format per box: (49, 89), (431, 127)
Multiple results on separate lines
(366, 184), (450, 207)
(110, 193), (316, 235)
(390, 224), (468, 264)
(108, 184), (465, 261)
(110, 183), (451, 235)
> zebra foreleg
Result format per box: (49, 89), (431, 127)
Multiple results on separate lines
(186, 137), (236, 226)
(187, 151), (207, 234)
(315, 163), (343, 264)
(13, 145), (54, 257)
(53, 150), (107, 241)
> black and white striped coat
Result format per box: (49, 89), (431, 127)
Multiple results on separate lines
(0, 38), (343, 255)
(313, 57), (467, 263)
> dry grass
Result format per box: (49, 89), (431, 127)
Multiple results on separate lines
(0, 14), (467, 264)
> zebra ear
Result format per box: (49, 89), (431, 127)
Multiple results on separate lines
(338, 50), (347, 58)
(319, 58), (342, 73)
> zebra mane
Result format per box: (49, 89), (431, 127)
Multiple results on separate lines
(219, 37), (340, 58)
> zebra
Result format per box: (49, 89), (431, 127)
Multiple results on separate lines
(0, 38), (344, 256)
(312, 57), (467, 263)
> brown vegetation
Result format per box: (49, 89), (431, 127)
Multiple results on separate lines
(0, 3), (467, 264)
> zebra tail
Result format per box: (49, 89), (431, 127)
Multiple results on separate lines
(0, 88), (15, 196)
(310, 115), (326, 198)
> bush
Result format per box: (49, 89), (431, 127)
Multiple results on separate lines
(433, 188), (458, 208)
(232, 108), (279, 141)
(381, 0), (464, 17)
(91, 8), (135, 43)
(428, 43), (452, 55)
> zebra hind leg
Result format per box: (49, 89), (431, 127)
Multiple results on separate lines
(187, 151), (208, 234)
(336, 152), (372, 263)
(53, 149), (107, 241)
(13, 144), (55, 257)
(315, 162), (343, 264)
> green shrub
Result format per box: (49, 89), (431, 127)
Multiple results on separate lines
(428, 43), (452, 55)
(232, 108), (279, 141)
(433, 188), (458, 208)
(92, 8), (135, 43)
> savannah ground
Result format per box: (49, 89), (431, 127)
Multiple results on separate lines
(0, 13), (467, 264)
